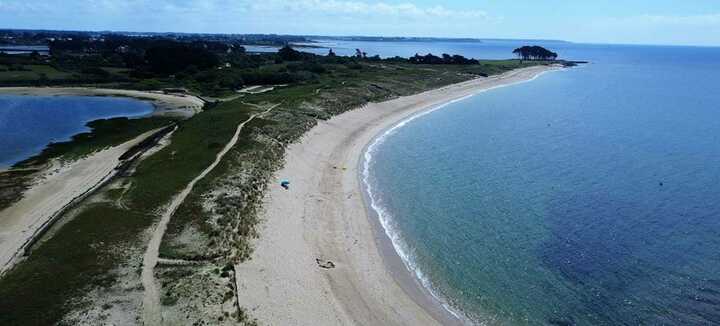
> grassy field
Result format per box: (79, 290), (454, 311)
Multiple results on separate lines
(0, 58), (553, 325)
(0, 64), (74, 81)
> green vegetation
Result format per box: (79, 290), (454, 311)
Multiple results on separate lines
(0, 205), (151, 325)
(0, 169), (36, 211)
(0, 101), (260, 324)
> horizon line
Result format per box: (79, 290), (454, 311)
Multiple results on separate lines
(1, 27), (719, 48)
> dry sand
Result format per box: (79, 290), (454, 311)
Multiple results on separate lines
(0, 87), (204, 118)
(0, 128), (162, 275)
(234, 65), (561, 325)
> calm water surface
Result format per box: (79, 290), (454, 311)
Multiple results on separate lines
(0, 95), (154, 167)
(364, 43), (720, 324)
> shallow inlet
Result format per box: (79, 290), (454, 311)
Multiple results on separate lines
(0, 95), (154, 168)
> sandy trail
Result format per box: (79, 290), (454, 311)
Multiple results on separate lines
(0, 128), (164, 275)
(234, 66), (560, 325)
(141, 104), (277, 326)
(0, 87), (205, 118)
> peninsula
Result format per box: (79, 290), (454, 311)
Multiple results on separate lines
(0, 30), (569, 325)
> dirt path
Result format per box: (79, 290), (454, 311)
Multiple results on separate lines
(141, 104), (277, 326)
(0, 128), (165, 275)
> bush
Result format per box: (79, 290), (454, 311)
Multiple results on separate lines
(9, 64), (29, 71)
(287, 62), (326, 74)
(80, 67), (111, 78)
(145, 42), (219, 74)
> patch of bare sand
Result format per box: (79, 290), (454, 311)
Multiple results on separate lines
(235, 66), (561, 325)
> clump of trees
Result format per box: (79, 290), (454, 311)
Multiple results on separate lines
(278, 45), (303, 61)
(512, 46), (558, 61)
(145, 42), (219, 74)
(408, 53), (479, 65)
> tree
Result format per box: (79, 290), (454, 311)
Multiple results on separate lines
(145, 42), (219, 74)
(29, 50), (42, 61)
(512, 45), (558, 61)
(407, 53), (477, 65)
(278, 45), (303, 61)
(354, 49), (367, 59)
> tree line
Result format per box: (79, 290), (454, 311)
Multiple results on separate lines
(409, 53), (479, 65)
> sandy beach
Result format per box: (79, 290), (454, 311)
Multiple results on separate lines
(235, 65), (560, 325)
(0, 87), (204, 118)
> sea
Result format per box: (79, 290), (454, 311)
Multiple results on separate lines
(0, 95), (153, 168)
(354, 40), (720, 324)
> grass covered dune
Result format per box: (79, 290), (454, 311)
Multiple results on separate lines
(0, 57), (560, 325)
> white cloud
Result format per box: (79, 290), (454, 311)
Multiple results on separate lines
(571, 13), (720, 46)
(0, 0), (497, 37)
(249, 0), (489, 19)
(603, 13), (720, 27)
(0, 0), (489, 20)
(639, 13), (720, 26)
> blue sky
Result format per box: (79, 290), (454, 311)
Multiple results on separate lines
(1, 0), (719, 46)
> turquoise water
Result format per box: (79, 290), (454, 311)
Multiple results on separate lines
(365, 44), (720, 324)
(0, 95), (154, 168)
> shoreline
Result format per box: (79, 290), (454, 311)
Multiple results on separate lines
(360, 66), (563, 324)
(235, 65), (562, 325)
(0, 87), (205, 119)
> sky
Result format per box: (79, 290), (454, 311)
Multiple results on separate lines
(1, 0), (719, 46)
